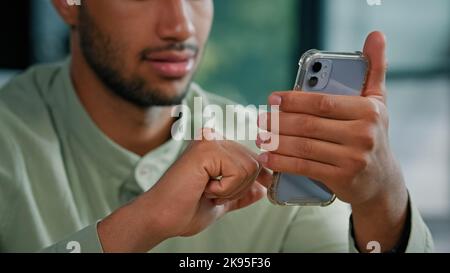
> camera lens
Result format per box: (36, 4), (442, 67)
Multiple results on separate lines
(308, 76), (319, 87)
(312, 62), (322, 73)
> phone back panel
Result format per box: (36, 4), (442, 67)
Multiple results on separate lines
(297, 50), (369, 95)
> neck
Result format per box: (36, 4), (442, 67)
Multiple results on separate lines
(70, 42), (175, 157)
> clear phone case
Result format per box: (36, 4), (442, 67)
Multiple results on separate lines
(268, 50), (368, 206)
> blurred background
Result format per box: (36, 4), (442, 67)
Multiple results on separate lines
(0, 0), (449, 251)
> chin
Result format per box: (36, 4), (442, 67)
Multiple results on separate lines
(154, 77), (192, 95)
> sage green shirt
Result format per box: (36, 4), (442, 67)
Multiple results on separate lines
(0, 60), (434, 253)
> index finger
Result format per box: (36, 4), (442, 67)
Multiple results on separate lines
(269, 91), (376, 120)
(255, 166), (273, 188)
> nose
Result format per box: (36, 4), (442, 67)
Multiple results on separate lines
(156, 0), (195, 43)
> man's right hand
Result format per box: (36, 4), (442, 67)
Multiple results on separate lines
(97, 129), (272, 252)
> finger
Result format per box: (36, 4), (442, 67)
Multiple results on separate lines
(221, 141), (262, 195)
(222, 140), (262, 177)
(226, 183), (266, 212)
(219, 165), (272, 203)
(255, 166), (273, 188)
(363, 31), (388, 101)
(204, 148), (247, 198)
(216, 175), (260, 205)
(257, 135), (348, 167)
(257, 152), (339, 184)
(222, 142), (273, 188)
(206, 143), (260, 198)
(269, 92), (375, 120)
(199, 130), (260, 198)
(259, 112), (357, 144)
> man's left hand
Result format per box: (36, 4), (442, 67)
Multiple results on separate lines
(257, 31), (409, 252)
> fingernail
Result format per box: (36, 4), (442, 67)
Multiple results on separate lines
(256, 133), (270, 146)
(257, 153), (269, 164)
(269, 95), (282, 106)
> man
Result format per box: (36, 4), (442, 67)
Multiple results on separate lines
(0, 0), (433, 253)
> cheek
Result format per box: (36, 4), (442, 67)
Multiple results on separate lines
(111, 23), (153, 58)
(90, 2), (158, 60)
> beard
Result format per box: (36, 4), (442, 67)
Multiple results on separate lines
(78, 7), (197, 108)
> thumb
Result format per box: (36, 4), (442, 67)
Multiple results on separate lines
(363, 31), (388, 102)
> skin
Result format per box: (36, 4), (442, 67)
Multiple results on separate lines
(52, 0), (408, 253)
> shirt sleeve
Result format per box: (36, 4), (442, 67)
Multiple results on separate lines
(280, 199), (352, 253)
(280, 197), (434, 253)
(39, 221), (104, 253)
(348, 198), (435, 253)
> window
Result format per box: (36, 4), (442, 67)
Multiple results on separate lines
(323, 0), (450, 251)
(195, 0), (299, 105)
(30, 0), (69, 64)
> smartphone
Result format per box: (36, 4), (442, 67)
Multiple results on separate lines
(268, 49), (369, 206)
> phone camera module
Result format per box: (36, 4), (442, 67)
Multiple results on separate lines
(312, 62), (322, 73)
(308, 76), (319, 88)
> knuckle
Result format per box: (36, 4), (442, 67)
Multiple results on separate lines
(365, 100), (382, 123)
(358, 125), (376, 151)
(359, 130), (376, 151)
(348, 153), (369, 173)
(302, 116), (318, 135)
(297, 139), (314, 157)
(294, 158), (309, 175)
(318, 95), (336, 115)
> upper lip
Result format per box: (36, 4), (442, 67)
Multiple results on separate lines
(144, 50), (196, 62)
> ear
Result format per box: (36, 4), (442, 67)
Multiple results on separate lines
(52, 0), (80, 27)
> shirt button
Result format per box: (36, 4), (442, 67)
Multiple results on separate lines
(137, 164), (152, 179)
(135, 163), (157, 191)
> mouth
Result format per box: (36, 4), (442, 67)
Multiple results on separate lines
(143, 51), (196, 79)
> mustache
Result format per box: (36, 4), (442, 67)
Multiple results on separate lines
(141, 43), (199, 57)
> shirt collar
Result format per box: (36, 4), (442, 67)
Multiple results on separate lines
(51, 58), (191, 192)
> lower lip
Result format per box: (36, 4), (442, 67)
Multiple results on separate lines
(146, 58), (194, 78)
